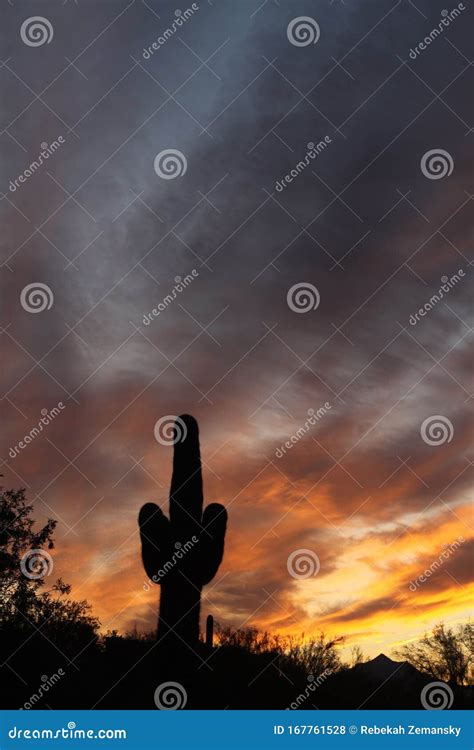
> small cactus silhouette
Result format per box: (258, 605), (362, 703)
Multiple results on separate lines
(139, 415), (227, 651)
(206, 614), (214, 649)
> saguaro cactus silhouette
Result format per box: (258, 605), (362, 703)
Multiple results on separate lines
(139, 415), (227, 651)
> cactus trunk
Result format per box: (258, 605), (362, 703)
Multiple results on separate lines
(158, 579), (202, 647)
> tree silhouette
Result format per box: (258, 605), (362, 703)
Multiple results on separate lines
(0, 485), (99, 657)
(395, 623), (473, 686)
(138, 415), (227, 652)
(0, 486), (56, 624)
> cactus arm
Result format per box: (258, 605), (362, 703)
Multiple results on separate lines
(138, 502), (171, 580)
(199, 503), (227, 585)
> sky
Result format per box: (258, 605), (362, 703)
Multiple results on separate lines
(1, 0), (472, 659)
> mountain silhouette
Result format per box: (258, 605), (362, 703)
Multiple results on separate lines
(354, 653), (420, 681)
(315, 653), (471, 709)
